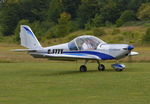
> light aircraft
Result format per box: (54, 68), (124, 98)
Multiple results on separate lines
(13, 25), (139, 72)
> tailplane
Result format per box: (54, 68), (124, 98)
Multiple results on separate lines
(20, 25), (42, 49)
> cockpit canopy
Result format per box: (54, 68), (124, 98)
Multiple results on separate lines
(68, 35), (106, 50)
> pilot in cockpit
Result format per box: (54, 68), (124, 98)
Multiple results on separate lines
(81, 39), (94, 50)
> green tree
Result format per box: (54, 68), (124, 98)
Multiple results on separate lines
(137, 3), (150, 20)
(77, 0), (99, 28)
(0, 4), (20, 35)
(91, 14), (105, 27)
(61, 0), (81, 19)
(18, 0), (50, 22)
(47, 0), (63, 23)
(58, 12), (71, 24)
(50, 12), (72, 38)
(116, 10), (136, 26)
(127, 0), (149, 11)
(100, 0), (121, 24)
(0, 0), (50, 36)
(0, 0), (149, 37)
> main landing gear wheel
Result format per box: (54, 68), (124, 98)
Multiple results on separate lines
(98, 64), (105, 71)
(80, 65), (87, 72)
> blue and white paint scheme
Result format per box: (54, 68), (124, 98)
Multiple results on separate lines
(13, 25), (139, 72)
(111, 64), (126, 71)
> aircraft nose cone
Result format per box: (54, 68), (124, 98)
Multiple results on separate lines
(128, 45), (134, 50)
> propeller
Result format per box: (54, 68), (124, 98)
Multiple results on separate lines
(128, 52), (132, 62)
(127, 45), (139, 62)
(127, 45), (134, 63)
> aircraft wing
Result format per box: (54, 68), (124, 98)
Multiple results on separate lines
(30, 53), (100, 60)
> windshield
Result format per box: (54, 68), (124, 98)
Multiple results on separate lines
(68, 40), (78, 50)
(68, 35), (105, 50)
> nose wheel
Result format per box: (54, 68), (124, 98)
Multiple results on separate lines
(98, 64), (105, 71)
(97, 60), (105, 71)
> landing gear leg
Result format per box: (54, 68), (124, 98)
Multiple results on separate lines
(80, 60), (88, 72)
(97, 60), (105, 71)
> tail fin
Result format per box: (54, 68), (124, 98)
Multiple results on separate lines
(20, 25), (42, 49)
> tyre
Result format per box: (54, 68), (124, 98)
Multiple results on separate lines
(98, 64), (105, 71)
(80, 65), (87, 72)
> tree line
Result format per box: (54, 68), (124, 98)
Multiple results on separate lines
(0, 0), (149, 40)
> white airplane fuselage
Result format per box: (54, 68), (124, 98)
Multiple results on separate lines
(30, 43), (133, 61)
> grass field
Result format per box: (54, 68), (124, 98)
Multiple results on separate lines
(0, 62), (150, 104)
(0, 24), (150, 104)
(0, 43), (150, 104)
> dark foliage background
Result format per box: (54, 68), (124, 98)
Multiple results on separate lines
(0, 0), (149, 40)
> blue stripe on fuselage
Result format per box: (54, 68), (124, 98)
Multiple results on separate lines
(64, 53), (87, 56)
(63, 51), (115, 60)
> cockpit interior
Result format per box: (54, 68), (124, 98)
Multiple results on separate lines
(68, 35), (106, 50)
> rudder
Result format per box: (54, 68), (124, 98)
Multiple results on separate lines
(20, 25), (42, 49)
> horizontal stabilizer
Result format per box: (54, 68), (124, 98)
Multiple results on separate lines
(11, 49), (42, 52)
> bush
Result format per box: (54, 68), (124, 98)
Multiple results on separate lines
(14, 19), (30, 42)
(48, 24), (70, 38)
(116, 10), (136, 27)
(105, 21), (113, 27)
(47, 12), (78, 38)
(0, 4), (20, 36)
(67, 21), (79, 32)
(92, 14), (104, 27)
(30, 21), (55, 40)
(116, 19), (124, 27)
(85, 22), (92, 30)
(137, 3), (150, 20)
(93, 28), (106, 36)
(85, 14), (105, 29)
(143, 28), (150, 44)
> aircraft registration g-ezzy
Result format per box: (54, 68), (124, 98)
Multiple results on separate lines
(13, 25), (139, 72)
